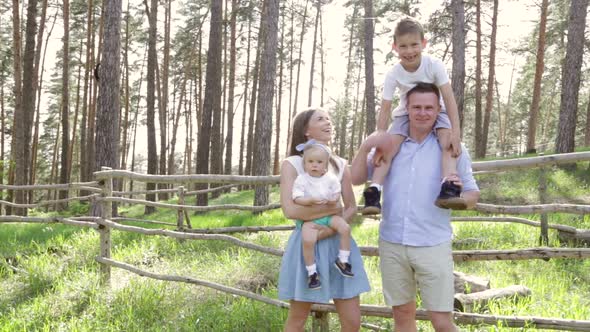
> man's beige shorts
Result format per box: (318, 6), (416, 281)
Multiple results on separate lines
(379, 239), (454, 312)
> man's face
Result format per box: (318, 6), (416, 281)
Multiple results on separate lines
(407, 91), (440, 133)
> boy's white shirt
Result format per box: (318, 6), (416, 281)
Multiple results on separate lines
(292, 172), (341, 201)
(382, 54), (449, 117)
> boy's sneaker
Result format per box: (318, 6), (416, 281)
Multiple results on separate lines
(362, 186), (381, 215)
(435, 180), (467, 210)
(334, 258), (354, 277)
(308, 272), (321, 290)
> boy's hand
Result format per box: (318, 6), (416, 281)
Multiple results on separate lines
(364, 131), (395, 165)
(450, 132), (462, 158)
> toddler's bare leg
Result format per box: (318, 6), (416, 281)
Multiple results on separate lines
(329, 216), (351, 251)
(301, 222), (318, 266)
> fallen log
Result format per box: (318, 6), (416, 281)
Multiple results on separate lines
(454, 285), (531, 312)
(454, 271), (491, 294)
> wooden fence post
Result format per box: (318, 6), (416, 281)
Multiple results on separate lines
(312, 311), (329, 332)
(177, 186), (185, 231)
(538, 153), (549, 246)
(99, 166), (113, 285)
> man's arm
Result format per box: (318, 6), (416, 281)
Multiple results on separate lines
(280, 161), (340, 220)
(439, 83), (462, 157)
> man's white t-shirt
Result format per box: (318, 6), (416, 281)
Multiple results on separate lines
(382, 55), (449, 117)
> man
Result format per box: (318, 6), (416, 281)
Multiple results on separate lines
(351, 83), (480, 332)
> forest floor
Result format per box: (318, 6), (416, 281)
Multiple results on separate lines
(0, 159), (589, 331)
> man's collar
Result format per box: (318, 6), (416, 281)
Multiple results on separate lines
(405, 129), (437, 144)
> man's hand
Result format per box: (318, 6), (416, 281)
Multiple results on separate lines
(449, 131), (462, 158)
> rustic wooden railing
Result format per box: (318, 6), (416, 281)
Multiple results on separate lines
(0, 152), (589, 331)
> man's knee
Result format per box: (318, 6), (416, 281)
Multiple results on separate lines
(393, 302), (416, 322)
(429, 312), (456, 332)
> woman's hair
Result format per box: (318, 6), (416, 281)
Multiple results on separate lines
(288, 108), (340, 173)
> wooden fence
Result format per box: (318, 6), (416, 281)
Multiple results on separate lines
(1, 151), (590, 331)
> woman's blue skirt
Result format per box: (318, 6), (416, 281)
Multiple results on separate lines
(278, 228), (371, 304)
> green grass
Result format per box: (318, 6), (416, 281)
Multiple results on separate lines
(1, 162), (589, 331)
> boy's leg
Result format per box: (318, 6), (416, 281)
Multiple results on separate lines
(435, 128), (467, 210)
(330, 216), (354, 277)
(362, 134), (404, 215)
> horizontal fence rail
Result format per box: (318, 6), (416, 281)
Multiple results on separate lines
(93, 170), (280, 185)
(97, 256), (590, 332)
(2, 152), (590, 331)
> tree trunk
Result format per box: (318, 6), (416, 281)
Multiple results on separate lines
(319, 9), (325, 106)
(585, 94), (590, 147)
(145, 0), (159, 214)
(93, 0), (122, 217)
(158, 0), (171, 200)
(285, 2), (296, 156)
(480, 0), (498, 157)
(238, 19), (251, 177)
(0, 66), (5, 190)
(291, 0), (309, 119)
(196, 0), (223, 206)
(273, 6), (285, 175)
(14, 0), (39, 214)
(68, 42), (82, 183)
(210, 0), (224, 180)
(253, 0), (279, 207)
(80, 0), (94, 186)
(31, 9), (56, 191)
(501, 57), (516, 155)
(474, 0), (483, 158)
(451, 0), (466, 133)
(245, 28), (261, 178)
(555, 0), (589, 153)
(363, 0), (375, 134)
(526, 0), (549, 154)
(121, 7), (131, 171)
(59, 0), (71, 208)
(225, 0), (238, 177)
(307, 2), (320, 107)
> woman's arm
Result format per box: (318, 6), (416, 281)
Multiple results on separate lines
(280, 161), (341, 221)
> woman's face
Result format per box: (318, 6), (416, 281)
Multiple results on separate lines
(305, 110), (332, 144)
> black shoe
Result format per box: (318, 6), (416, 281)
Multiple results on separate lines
(308, 272), (321, 289)
(334, 258), (354, 277)
(362, 186), (381, 215)
(435, 180), (467, 210)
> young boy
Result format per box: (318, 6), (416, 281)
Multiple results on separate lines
(362, 17), (467, 214)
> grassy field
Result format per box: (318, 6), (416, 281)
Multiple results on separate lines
(0, 162), (589, 331)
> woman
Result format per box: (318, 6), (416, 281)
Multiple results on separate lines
(278, 108), (371, 332)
